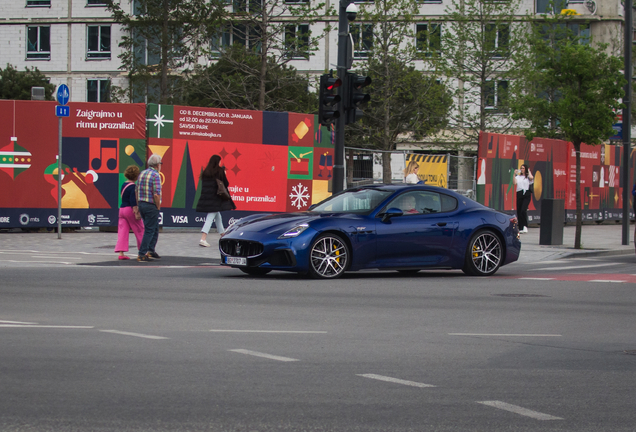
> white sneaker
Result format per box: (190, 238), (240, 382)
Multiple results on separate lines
(199, 240), (210, 247)
(520, 227), (528, 233)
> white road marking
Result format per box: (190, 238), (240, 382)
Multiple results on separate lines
(589, 279), (626, 283)
(357, 374), (436, 388)
(99, 330), (168, 340)
(0, 250), (113, 256)
(477, 401), (564, 420)
(0, 320), (38, 325)
(3, 260), (75, 265)
(519, 277), (555, 280)
(449, 333), (562, 337)
(31, 255), (82, 260)
(533, 263), (620, 271)
(229, 349), (299, 362)
(210, 330), (327, 333)
(0, 325), (94, 328)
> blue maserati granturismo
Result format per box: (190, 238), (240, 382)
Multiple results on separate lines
(219, 184), (521, 279)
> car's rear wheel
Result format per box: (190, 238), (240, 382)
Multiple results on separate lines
(309, 234), (349, 279)
(239, 267), (272, 276)
(462, 230), (503, 276)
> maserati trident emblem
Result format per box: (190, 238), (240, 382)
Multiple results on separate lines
(235, 242), (242, 255)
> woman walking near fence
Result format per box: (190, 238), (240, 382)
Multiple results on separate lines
(196, 155), (236, 247)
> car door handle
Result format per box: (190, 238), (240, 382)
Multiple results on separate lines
(436, 222), (447, 227)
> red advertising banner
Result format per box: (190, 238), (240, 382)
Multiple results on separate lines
(146, 104), (335, 227)
(0, 101), (335, 228)
(477, 131), (634, 222)
(0, 100), (146, 228)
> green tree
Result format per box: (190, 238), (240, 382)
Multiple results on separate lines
(439, 0), (528, 147)
(347, 0), (452, 183)
(106, 0), (223, 104)
(0, 65), (55, 100)
(196, 0), (328, 111)
(511, 17), (625, 249)
(185, 44), (316, 113)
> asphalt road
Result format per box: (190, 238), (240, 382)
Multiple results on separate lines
(1, 256), (635, 431)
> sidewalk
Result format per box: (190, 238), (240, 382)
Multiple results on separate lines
(515, 222), (634, 263)
(0, 223), (633, 265)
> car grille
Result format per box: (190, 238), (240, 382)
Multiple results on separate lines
(219, 239), (264, 257)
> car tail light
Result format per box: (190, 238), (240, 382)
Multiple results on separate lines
(510, 216), (520, 239)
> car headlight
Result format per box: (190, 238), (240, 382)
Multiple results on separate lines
(278, 223), (309, 239)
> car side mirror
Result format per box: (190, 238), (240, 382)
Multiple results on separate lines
(380, 207), (403, 223)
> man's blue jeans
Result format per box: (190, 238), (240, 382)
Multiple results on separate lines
(138, 201), (159, 257)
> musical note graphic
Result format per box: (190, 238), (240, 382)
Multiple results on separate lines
(125, 145), (144, 166)
(91, 140), (117, 171)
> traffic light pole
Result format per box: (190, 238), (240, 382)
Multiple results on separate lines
(622, 0), (632, 245)
(332, 0), (352, 194)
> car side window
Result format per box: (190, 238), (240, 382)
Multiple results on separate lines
(384, 191), (457, 215)
(440, 193), (458, 212)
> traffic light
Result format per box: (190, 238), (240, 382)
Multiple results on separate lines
(344, 72), (372, 125)
(318, 73), (342, 126)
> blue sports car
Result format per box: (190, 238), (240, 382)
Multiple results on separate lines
(219, 185), (521, 279)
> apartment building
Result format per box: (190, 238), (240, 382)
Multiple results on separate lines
(1, 0), (627, 107)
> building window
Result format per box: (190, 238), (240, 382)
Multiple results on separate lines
(285, 0), (308, 3)
(536, 0), (567, 13)
(27, 26), (50, 60)
(233, 0), (262, 14)
(416, 23), (441, 57)
(485, 24), (509, 58)
(26, 0), (51, 6)
(87, 79), (110, 102)
(86, 0), (107, 5)
(485, 80), (508, 111)
(87, 25), (111, 59)
(350, 24), (373, 58)
(210, 25), (261, 53)
(284, 24), (309, 59)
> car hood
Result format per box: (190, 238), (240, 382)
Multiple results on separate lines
(227, 212), (351, 236)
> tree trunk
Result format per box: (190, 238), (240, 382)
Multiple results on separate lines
(574, 141), (582, 249)
(382, 151), (392, 184)
(258, 10), (269, 111)
(160, 0), (169, 104)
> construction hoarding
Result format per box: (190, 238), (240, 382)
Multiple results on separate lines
(477, 132), (634, 223)
(0, 100), (146, 229)
(0, 100), (336, 228)
(146, 104), (334, 227)
(405, 154), (449, 187)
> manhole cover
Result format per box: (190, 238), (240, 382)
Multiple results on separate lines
(492, 294), (550, 298)
(624, 350), (636, 355)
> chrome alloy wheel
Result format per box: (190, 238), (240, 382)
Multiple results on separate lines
(468, 231), (502, 276)
(309, 234), (349, 279)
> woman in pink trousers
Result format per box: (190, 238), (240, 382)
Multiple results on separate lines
(115, 165), (145, 260)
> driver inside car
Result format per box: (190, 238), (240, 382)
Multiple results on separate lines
(399, 195), (419, 214)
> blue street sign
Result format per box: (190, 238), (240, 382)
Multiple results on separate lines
(56, 84), (70, 105)
(56, 105), (70, 117)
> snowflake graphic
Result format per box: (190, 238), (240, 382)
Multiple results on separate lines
(289, 183), (310, 209)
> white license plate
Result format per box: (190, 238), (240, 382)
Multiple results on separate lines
(226, 256), (247, 266)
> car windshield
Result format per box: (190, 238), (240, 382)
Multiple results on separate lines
(311, 188), (393, 214)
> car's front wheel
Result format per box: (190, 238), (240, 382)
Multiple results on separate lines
(308, 234), (349, 279)
(462, 230), (503, 276)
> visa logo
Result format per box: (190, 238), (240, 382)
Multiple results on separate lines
(171, 215), (189, 224)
